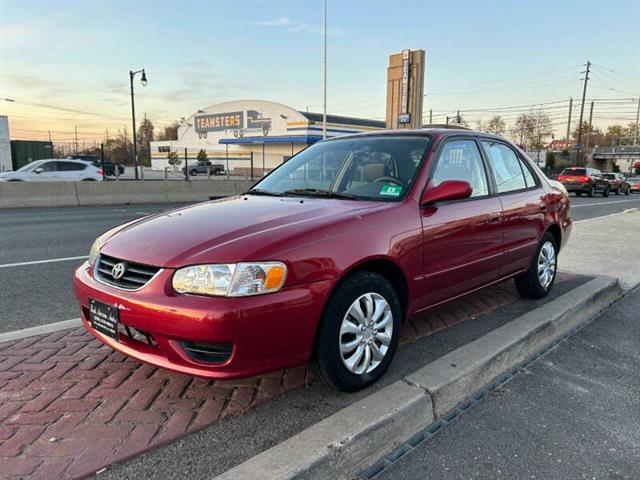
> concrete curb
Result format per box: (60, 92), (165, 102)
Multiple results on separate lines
(0, 318), (82, 344)
(214, 276), (621, 480)
(0, 180), (255, 208)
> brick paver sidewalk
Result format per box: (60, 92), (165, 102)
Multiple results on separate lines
(0, 282), (522, 479)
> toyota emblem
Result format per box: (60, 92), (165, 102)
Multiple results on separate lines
(112, 262), (127, 280)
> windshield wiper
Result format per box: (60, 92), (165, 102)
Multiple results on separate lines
(282, 188), (358, 200)
(243, 188), (283, 197)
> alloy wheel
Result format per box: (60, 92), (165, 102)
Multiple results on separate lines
(537, 241), (556, 290)
(339, 292), (393, 375)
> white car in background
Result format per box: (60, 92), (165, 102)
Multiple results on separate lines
(0, 159), (104, 182)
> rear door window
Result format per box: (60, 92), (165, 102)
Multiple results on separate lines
(58, 161), (87, 171)
(481, 141), (527, 193)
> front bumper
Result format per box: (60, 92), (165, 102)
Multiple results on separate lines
(73, 262), (335, 379)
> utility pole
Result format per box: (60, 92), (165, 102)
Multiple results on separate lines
(565, 97), (573, 150)
(48, 130), (52, 143)
(635, 93), (639, 145)
(322, 0), (327, 140)
(74, 126), (79, 154)
(576, 61), (591, 165)
(585, 101), (594, 153)
(429, 109), (432, 124)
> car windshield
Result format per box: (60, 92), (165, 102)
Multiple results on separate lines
(560, 168), (587, 176)
(249, 136), (431, 201)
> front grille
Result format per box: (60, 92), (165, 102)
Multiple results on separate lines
(181, 341), (232, 364)
(95, 254), (161, 290)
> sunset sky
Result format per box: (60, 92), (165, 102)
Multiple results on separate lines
(1, 0), (638, 145)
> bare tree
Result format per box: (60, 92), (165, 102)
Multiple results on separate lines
(137, 117), (155, 166)
(510, 112), (552, 149)
(156, 121), (181, 141)
(485, 116), (507, 136)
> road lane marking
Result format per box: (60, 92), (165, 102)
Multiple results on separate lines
(0, 255), (87, 269)
(0, 318), (82, 343)
(575, 208), (639, 223)
(571, 199), (640, 208)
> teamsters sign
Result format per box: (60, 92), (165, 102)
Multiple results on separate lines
(194, 112), (244, 133)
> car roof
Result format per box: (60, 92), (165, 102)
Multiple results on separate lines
(322, 127), (511, 144)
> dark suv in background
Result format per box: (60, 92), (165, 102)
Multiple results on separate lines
(557, 167), (610, 197)
(602, 172), (630, 195)
(69, 155), (125, 177)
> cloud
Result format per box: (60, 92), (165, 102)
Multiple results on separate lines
(254, 17), (292, 27)
(250, 17), (348, 36)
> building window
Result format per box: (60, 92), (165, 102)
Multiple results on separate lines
(158, 146), (171, 152)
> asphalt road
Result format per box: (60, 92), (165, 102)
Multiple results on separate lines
(375, 285), (640, 480)
(0, 194), (638, 333)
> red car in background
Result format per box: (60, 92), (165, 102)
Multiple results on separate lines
(74, 129), (572, 391)
(628, 176), (640, 193)
(602, 172), (631, 195)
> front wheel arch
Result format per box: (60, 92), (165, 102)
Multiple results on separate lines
(335, 258), (409, 322)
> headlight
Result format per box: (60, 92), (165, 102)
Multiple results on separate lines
(172, 262), (287, 297)
(88, 238), (102, 266)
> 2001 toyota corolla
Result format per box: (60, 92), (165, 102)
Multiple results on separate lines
(73, 129), (572, 391)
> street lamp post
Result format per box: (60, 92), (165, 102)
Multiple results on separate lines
(129, 68), (147, 180)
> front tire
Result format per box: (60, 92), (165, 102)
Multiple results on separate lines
(312, 271), (401, 392)
(515, 232), (558, 299)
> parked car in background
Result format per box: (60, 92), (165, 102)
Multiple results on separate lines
(68, 155), (125, 177)
(628, 176), (640, 193)
(556, 167), (610, 197)
(184, 160), (225, 176)
(74, 129), (572, 392)
(602, 172), (630, 195)
(0, 159), (103, 182)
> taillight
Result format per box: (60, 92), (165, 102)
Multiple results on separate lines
(579, 176), (590, 183)
(96, 170), (104, 175)
(557, 175), (567, 181)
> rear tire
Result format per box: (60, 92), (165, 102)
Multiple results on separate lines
(312, 271), (401, 392)
(587, 185), (595, 197)
(189, 169), (198, 176)
(575, 191), (582, 197)
(602, 186), (610, 197)
(625, 186), (630, 196)
(515, 232), (558, 299)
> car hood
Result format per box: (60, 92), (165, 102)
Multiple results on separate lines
(101, 195), (388, 268)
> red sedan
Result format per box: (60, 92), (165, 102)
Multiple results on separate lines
(73, 129), (572, 391)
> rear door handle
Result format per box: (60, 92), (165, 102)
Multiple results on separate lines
(488, 213), (501, 223)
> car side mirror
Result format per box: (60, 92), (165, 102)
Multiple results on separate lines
(34, 167), (43, 174)
(420, 180), (473, 206)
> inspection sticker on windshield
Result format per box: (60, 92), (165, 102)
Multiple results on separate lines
(380, 185), (402, 197)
